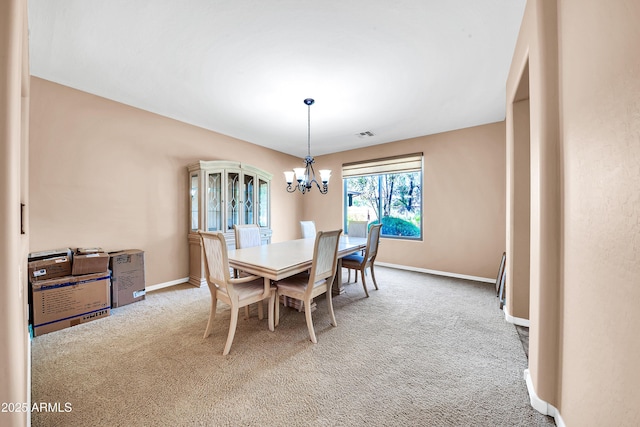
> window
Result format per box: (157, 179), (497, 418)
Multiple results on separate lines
(343, 153), (422, 240)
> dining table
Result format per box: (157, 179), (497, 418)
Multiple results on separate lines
(227, 235), (367, 297)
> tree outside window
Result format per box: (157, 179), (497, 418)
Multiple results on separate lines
(344, 171), (422, 239)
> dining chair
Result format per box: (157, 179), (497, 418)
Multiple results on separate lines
(347, 220), (368, 261)
(299, 220), (317, 238)
(341, 223), (382, 297)
(199, 231), (275, 355)
(233, 224), (265, 319)
(233, 224), (262, 249)
(347, 220), (368, 238)
(275, 229), (342, 344)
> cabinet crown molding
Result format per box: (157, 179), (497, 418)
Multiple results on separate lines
(188, 160), (273, 180)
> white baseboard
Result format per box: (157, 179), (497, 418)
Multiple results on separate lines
(524, 369), (566, 427)
(375, 262), (495, 284)
(146, 277), (190, 292)
(503, 305), (530, 327)
(146, 266), (493, 293)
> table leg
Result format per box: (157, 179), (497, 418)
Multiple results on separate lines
(266, 277), (274, 332)
(332, 259), (346, 295)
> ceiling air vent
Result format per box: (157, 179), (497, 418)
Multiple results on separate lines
(356, 131), (375, 138)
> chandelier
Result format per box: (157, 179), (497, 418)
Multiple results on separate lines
(284, 98), (331, 194)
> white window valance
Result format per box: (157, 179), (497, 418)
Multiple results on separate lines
(342, 153), (423, 178)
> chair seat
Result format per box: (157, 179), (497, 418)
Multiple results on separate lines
(277, 274), (325, 294)
(342, 253), (364, 265)
(218, 278), (270, 301)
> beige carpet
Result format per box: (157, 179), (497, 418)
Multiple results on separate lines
(31, 266), (555, 427)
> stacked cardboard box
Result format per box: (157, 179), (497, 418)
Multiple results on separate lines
(28, 246), (149, 336)
(27, 248), (72, 282)
(30, 272), (111, 336)
(108, 249), (146, 308)
(28, 248), (72, 262)
(72, 247), (110, 275)
(28, 247), (111, 337)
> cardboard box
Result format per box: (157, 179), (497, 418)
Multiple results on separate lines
(72, 252), (110, 276)
(76, 247), (103, 255)
(28, 256), (72, 281)
(28, 248), (72, 262)
(33, 308), (111, 337)
(31, 272), (111, 337)
(109, 249), (146, 308)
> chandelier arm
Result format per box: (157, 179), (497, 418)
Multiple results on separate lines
(306, 160), (318, 188)
(303, 162), (327, 194)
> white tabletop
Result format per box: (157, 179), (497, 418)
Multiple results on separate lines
(228, 236), (367, 281)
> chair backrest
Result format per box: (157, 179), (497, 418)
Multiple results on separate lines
(233, 224), (262, 249)
(308, 229), (343, 286)
(300, 221), (317, 238)
(364, 223), (382, 262)
(348, 220), (368, 238)
(199, 231), (232, 291)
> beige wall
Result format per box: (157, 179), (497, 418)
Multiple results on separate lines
(30, 78), (506, 285)
(303, 122), (507, 280)
(0, 1), (29, 426)
(507, 0), (640, 426)
(507, 0), (562, 409)
(509, 96), (531, 320)
(29, 77), (303, 286)
(558, 0), (640, 425)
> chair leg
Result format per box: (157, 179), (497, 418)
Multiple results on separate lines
(370, 264), (379, 290)
(204, 297), (217, 338)
(360, 267), (370, 297)
(347, 268), (351, 283)
(223, 305), (240, 356)
(326, 288), (337, 327)
(304, 298), (317, 344)
(244, 305), (250, 320)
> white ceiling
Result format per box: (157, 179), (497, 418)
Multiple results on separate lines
(28, 0), (526, 158)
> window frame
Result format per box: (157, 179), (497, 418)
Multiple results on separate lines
(342, 153), (423, 241)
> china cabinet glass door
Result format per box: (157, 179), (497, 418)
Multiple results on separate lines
(206, 172), (222, 231)
(258, 178), (269, 227)
(243, 173), (255, 225)
(190, 172), (199, 231)
(226, 171), (241, 231)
